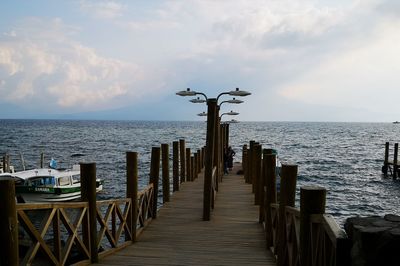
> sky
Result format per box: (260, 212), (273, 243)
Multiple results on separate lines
(0, 0), (400, 122)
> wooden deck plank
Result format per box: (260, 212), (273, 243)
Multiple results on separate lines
(96, 162), (276, 265)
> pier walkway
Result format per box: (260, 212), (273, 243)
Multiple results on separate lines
(97, 163), (276, 265)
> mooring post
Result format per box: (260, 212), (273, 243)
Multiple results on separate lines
(203, 98), (217, 221)
(40, 152), (44, 168)
(149, 147), (161, 219)
(161, 144), (170, 203)
(300, 186), (326, 266)
(254, 144), (262, 205)
(193, 153), (197, 179)
(394, 143), (398, 179)
(80, 162), (98, 263)
(173, 141), (179, 192)
(179, 139), (186, 183)
(0, 179), (18, 266)
(383, 142), (389, 176)
(186, 148), (191, 182)
(277, 164), (298, 266)
(265, 153), (277, 248)
(126, 152), (138, 242)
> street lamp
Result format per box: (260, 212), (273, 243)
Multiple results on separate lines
(190, 97), (207, 104)
(176, 87), (251, 221)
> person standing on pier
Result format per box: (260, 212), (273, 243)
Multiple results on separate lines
(227, 146), (235, 171)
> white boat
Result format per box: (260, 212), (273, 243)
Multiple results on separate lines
(0, 164), (103, 203)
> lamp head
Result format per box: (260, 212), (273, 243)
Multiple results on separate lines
(176, 88), (197, 96)
(228, 87), (251, 97)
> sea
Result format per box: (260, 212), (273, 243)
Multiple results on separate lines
(1, 119), (399, 226)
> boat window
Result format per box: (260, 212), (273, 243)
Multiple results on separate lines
(72, 174), (80, 184)
(59, 176), (71, 186)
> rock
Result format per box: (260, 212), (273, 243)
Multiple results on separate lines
(345, 215), (400, 266)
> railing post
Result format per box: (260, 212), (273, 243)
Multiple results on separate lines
(204, 98), (217, 221)
(259, 149), (273, 223)
(186, 148), (191, 182)
(264, 153), (277, 248)
(126, 152), (138, 242)
(179, 139), (186, 183)
(383, 142), (389, 176)
(161, 144), (170, 203)
(197, 149), (201, 174)
(254, 144), (262, 205)
(300, 186), (326, 266)
(80, 162), (98, 263)
(393, 143), (398, 179)
(191, 156), (195, 181)
(249, 140), (255, 187)
(173, 141), (179, 192)
(150, 147), (161, 219)
(242, 144), (248, 181)
(277, 164), (298, 266)
(0, 179), (18, 266)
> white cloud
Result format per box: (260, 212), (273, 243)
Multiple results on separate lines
(0, 18), (154, 112)
(79, 0), (124, 19)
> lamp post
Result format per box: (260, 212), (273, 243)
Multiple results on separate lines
(176, 87), (251, 220)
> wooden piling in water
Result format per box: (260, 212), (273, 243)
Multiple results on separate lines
(0, 179), (18, 266)
(126, 151), (138, 242)
(173, 141), (179, 192)
(259, 149), (273, 223)
(80, 162), (98, 263)
(161, 143), (170, 203)
(179, 139), (186, 183)
(383, 142), (389, 176)
(277, 164), (298, 266)
(300, 186), (326, 266)
(394, 143), (398, 179)
(150, 147), (160, 219)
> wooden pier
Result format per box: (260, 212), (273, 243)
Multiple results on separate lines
(97, 162), (275, 266)
(1, 138), (350, 266)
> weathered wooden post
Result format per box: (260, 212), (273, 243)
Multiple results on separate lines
(277, 164), (298, 266)
(393, 143), (398, 179)
(225, 123), (230, 149)
(193, 153), (198, 179)
(191, 155), (195, 181)
(264, 153), (277, 248)
(0, 179), (18, 266)
(186, 148), (191, 182)
(173, 141), (179, 192)
(126, 152), (138, 242)
(40, 152), (44, 168)
(249, 140), (255, 187)
(161, 144), (170, 203)
(80, 162), (98, 263)
(204, 98), (217, 221)
(149, 147), (161, 219)
(2, 156), (5, 172)
(201, 147), (205, 168)
(254, 144), (262, 205)
(300, 186), (326, 266)
(197, 149), (201, 173)
(383, 142), (389, 176)
(179, 139), (186, 183)
(259, 149), (273, 223)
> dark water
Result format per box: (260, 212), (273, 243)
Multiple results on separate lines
(1, 119), (399, 225)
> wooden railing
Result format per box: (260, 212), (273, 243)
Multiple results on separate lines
(14, 183), (155, 265)
(1, 140), (205, 265)
(243, 141), (351, 266)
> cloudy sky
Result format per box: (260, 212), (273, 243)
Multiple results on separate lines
(0, 0), (399, 122)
